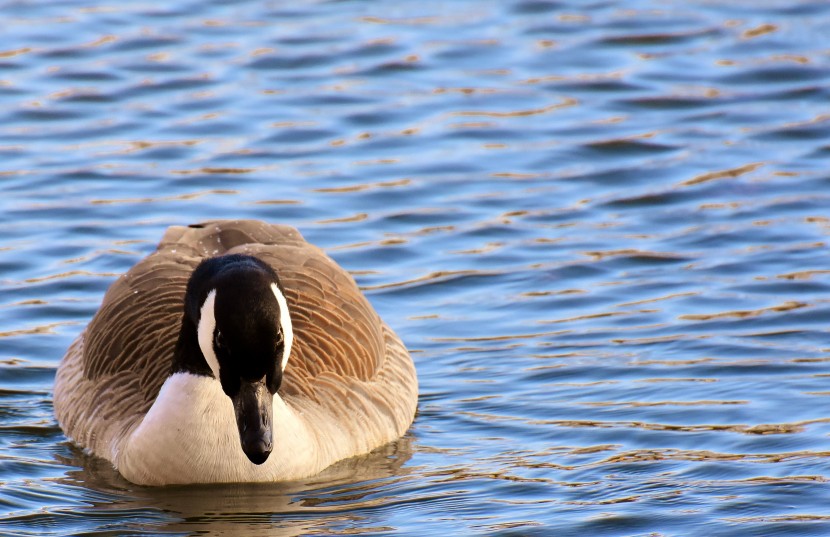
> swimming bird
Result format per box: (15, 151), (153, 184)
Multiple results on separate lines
(54, 220), (418, 485)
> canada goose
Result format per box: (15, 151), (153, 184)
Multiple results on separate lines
(54, 220), (418, 486)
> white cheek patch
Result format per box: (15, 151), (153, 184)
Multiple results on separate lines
(197, 289), (221, 379)
(271, 283), (293, 371)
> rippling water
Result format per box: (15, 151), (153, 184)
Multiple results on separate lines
(2, 0), (830, 535)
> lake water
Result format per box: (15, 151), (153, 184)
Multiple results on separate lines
(2, 0), (830, 535)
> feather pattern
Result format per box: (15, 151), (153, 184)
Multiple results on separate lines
(54, 220), (418, 485)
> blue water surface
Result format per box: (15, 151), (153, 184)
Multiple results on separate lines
(2, 0), (830, 535)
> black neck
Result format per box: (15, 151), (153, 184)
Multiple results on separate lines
(172, 313), (213, 377)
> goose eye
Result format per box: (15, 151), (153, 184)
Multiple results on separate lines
(214, 330), (225, 350)
(274, 330), (284, 347)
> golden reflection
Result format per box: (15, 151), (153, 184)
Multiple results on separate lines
(767, 113), (830, 132)
(700, 201), (742, 210)
(430, 328), (566, 344)
(581, 400), (747, 408)
(449, 121), (496, 129)
(539, 310), (655, 325)
(584, 248), (684, 261)
(49, 88), (90, 100)
(680, 300), (807, 321)
(596, 449), (749, 464)
(413, 225), (456, 236)
(727, 515), (830, 523)
(248, 199), (301, 205)
(736, 476), (827, 484)
(452, 97), (578, 118)
(491, 172), (540, 179)
(559, 13), (590, 23)
(270, 121), (317, 128)
(593, 115), (628, 125)
(524, 417), (830, 436)
(90, 189), (237, 204)
(359, 268), (499, 291)
(521, 289), (585, 297)
(175, 112), (223, 125)
(741, 23), (778, 39)
(450, 241), (504, 255)
(617, 291), (697, 307)
(146, 52), (169, 62)
(744, 423), (803, 434)
(569, 444), (618, 455)
(2, 299), (47, 307)
(354, 158), (398, 166)
(0, 47), (33, 58)
(85, 35), (117, 48)
(251, 47), (275, 56)
(0, 169), (29, 177)
(63, 249), (139, 265)
(424, 466), (553, 484)
(317, 213), (369, 224)
(325, 240), (373, 252)
(77, 138), (202, 155)
(23, 270), (120, 283)
(565, 494), (641, 506)
(454, 343), (524, 354)
(433, 87), (506, 95)
(0, 321), (76, 338)
(361, 15), (441, 25)
(634, 358), (712, 366)
(469, 68), (511, 76)
(769, 54), (810, 64)
(408, 313), (439, 320)
(542, 381), (619, 387)
(313, 179), (411, 194)
(484, 522), (545, 532)
(522, 69), (626, 85)
(681, 161), (765, 186)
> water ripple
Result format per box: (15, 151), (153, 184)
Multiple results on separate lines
(2, 0), (830, 535)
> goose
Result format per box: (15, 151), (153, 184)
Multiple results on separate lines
(54, 220), (418, 486)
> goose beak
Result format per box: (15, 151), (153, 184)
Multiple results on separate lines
(231, 378), (273, 465)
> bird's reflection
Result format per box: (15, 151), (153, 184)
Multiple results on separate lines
(55, 435), (415, 537)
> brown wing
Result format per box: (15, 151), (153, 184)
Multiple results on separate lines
(81, 254), (194, 411)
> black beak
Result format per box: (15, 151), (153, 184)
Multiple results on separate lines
(231, 378), (273, 465)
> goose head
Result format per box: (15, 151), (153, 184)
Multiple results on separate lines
(177, 254), (293, 465)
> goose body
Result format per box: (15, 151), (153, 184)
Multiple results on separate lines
(54, 220), (418, 486)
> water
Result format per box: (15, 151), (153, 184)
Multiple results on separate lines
(1, 0), (830, 534)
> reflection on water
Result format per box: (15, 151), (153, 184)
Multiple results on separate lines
(2, 0), (830, 535)
(43, 438), (414, 537)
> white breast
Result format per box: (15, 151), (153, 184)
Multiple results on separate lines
(116, 373), (330, 485)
